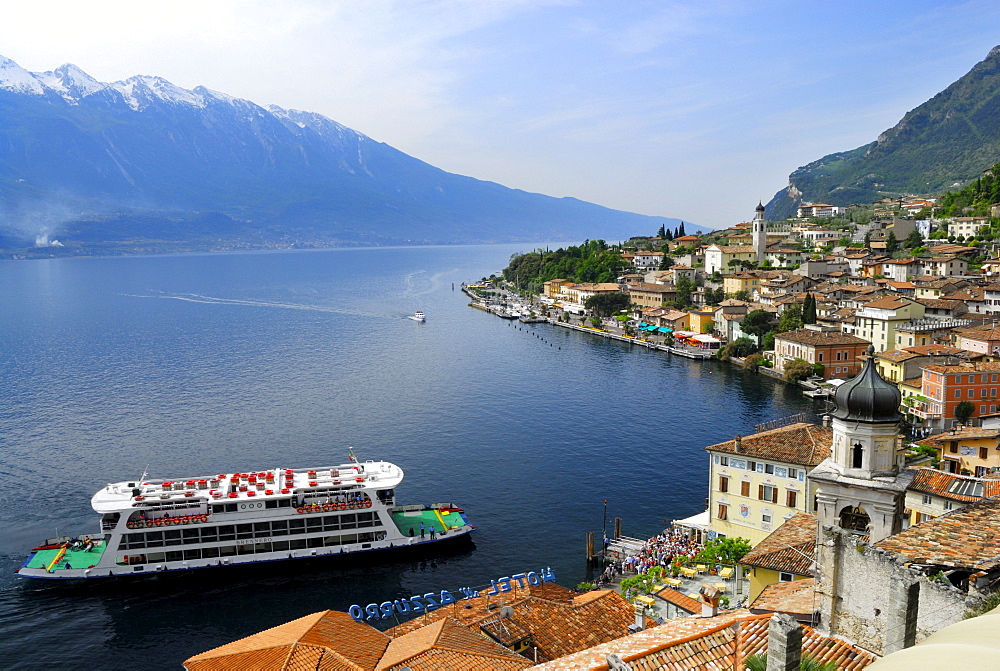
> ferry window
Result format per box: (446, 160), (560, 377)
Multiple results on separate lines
(218, 526), (236, 542)
(289, 519), (305, 531)
(358, 512), (374, 523)
(225, 504), (237, 513)
(255, 542), (271, 553)
(359, 533), (374, 543)
(183, 549), (201, 561)
(266, 500), (278, 509)
(324, 536), (341, 547)
(146, 553), (165, 563)
(202, 547), (220, 559)
(324, 517), (341, 531)
(341, 515), (357, 530)
(182, 529), (199, 540)
(236, 524), (253, 539)
(253, 522), (270, 534)
(306, 518), (323, 530)
(272, 540), (290, 552)
(164, 530), (182, 546)
(219, 545), (237, 556)
(212, 505), (225, 514)
(165, 551), (183, 562)
(341, 534), (358, 545)
(200, 529), (218, 543)
(289, 539), (307, 550)
(307, 537), (324, 548)
(237, 545), (254, 555)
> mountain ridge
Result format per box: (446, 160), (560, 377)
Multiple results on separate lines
(0, 56), (699, 255)
(765, 46), (1000, 219)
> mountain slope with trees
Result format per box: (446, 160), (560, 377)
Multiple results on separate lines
(766, 46), (1000, 219)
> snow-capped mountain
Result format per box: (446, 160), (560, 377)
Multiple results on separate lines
(0, 55), (679, 252)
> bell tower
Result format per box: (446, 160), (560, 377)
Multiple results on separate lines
(752, 202), (767, 264)
(808, 346), (913, 542)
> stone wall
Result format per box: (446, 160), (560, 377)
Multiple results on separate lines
(814, 526), (979, 655)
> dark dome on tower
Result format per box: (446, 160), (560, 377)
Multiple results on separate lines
(831, 346), (902, 424)
(756, 202), (766, 212)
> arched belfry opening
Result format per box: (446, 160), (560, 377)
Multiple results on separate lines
(852, 442), (864, 469)
(839, 505), (870, 533)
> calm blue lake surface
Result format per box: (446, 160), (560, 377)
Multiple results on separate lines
(0, 245), (817, 668)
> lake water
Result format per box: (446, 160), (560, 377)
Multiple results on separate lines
(0, 245), (818, 668)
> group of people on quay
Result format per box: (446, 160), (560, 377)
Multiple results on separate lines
(598, 527), (705, 584)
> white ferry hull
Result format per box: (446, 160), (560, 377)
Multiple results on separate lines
(17, 460), (474, 580)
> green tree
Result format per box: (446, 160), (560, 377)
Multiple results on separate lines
(659, 254), (674, 270)
(674, 275), (694, 308)
(730, 336), (759, 357)
(657, 223), (666, 238)
(733, 289), (752, 302)
(741, 309), (775, 345)
(904, 229), (924, 249)
(886, 230), (899, 255)
(585, 292), (631, 318)
(695, 537), (752, 564)
(802, 294), (817, 324)
(777, 304), (804, 333)
(745, 653), (838, 671)
(956, 400), (976, 425)
(784, 358), (815, 382)
(678, 221), (686, 237)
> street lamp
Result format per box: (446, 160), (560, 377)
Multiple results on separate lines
(602, 499), (608, 568)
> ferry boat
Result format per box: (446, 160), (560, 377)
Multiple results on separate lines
(409, 310), (426, 322)
(16, 457), (473, 579)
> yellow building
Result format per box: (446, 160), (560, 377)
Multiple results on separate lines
(925, 426), (1000, 476)
(723, 271), (770, 297)
(704, 423), (832, 546)
(904, 468), (1000, 528)
(852, 296), (925, 353)
(687, 308), (715, 334)
(740, 512), (817, 602)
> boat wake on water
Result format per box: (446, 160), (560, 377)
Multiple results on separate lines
(122, 291), (382, 319)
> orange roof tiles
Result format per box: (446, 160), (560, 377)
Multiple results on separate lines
(377, 618), (530, 670)
(876, 496), (1000, 571)
(386, 582), (635, 663)
(704, 423), (832, 467)
(750, 578), (817, 618)
(183, 610), (391, 671)
(907, 468), (1000, 503)
(532, 609), (878, 670)
(741, 513), (817, 576)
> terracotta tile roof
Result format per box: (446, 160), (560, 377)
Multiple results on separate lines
(532, 609), (877, 670)
(774, 328), (870, 347)
(926, 426), (1000, 442)
(876, 496), (1000, 571)
(377, 618), (530, 670)
(750, 578), (816, 618)
(901, 377), (922, 389)
(860, 296), (914, 310)
(386, 582), (634, 663)
(741, 513), (817, 575)
(184, 610), (390, 671)
(704, 423), (832, 467)
(877, 349), (920, 363)
(959, 328), (1000, 342)
(904, 344), (966, 356)
(654, 587), (702, 614)
(920, 361), (1000, 374)
(737, 616), (877, 670)
(907, 468), (1000, 503)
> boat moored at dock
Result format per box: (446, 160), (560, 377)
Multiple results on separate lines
(17, 456), (473, 579)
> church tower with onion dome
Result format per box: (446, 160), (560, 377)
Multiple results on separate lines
(808, 346), (914, 543)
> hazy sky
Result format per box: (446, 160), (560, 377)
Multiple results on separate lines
(3, 1), (1000, 229)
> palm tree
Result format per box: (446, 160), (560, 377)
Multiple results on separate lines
(744, 653), (838, 671)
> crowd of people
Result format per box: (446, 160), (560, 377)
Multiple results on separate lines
(597, 527), (705, 584)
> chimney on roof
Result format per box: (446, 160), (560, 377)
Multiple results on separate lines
(822, 415), (831, 428)
(633, 603), (647, 631)
(700, 585), (720, 618)
(766, 613), (803, 671)
(734, 435), (742, 453)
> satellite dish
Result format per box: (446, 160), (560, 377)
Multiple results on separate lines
(499, 606), (514, 618)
